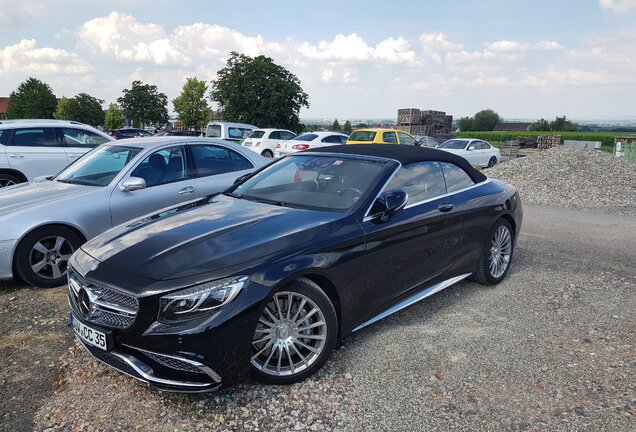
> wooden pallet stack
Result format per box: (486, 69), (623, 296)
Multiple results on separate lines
(537, 135), (561, 149)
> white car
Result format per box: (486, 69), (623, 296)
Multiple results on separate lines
(0, 119), (113, 187)
(437, 138), (501, 168)
(205, 121), (258, 143)
(242, 128), (296, 158)
(274, 132), (349, 158)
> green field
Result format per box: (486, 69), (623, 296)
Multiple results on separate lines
(454, 131), (632, 153)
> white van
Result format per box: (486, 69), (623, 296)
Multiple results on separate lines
(205, 122), (258, 143)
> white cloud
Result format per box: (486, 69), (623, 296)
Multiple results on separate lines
(0, 39), (94, 76)
(599, 0), (636, 11)
(0, 0), (70, 27)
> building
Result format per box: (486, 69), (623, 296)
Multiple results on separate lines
(0, 97), (9, 119)
(493, 122), (532, 132)
(395, 108), (453, 140)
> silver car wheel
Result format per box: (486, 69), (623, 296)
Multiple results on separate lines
(0, 179), (16, 187)
(489, 225), (512, 278)
(251, 291), (327, 377)
(29, 235), (75, 280)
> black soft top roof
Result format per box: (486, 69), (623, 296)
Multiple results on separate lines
(304, 144), (487, 183)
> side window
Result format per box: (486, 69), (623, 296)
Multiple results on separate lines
(480, 142), (491, 150)
(190, 145), (251, 177)
(321, 135), (340, 143)
(229, 150), (254, 171)
(269, 131), (281, 140)
(440, 162), (475, 193)
(228, 128), (244, 139)
(131, 146), (187, 187)
(10, 128), (59, 147)
(385, 162), (447, 204)
(382, 132), (397, 143)
(339, 136), (348, 144)
(281, 132), (296, 140)
(398, 133), (416, 146)
(0, 130), (7, 145)
(62, 128), (110, 147)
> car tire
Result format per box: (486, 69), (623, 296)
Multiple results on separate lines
(250, 278), (338, 385)
(261, 150), (274, 158)
(14, 226), (83, 288)
(487, 157), (497, 168)
(472, 219), (514, 285)
(0, 173), (22, 188)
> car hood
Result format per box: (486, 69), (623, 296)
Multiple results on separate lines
(80, 194), (344, 281)
(0, 180), (98, 218)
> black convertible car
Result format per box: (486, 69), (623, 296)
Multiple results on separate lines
(67, 145), (522, 392)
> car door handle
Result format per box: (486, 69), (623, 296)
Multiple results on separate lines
(178, 186), (196, 195)
(8, 154), (24, 158)
(438, 202), (453, 212)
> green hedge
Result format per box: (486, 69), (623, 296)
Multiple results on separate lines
(454, 131), (626, 149)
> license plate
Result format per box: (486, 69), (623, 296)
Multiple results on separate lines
(243, 141), (252, 147)
(70, 311), (108, 351)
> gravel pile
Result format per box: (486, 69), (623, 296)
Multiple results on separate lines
(488, 146), (636, 210)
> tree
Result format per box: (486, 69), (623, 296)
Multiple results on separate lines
(343, 120), (352, 134)
(104, 103), (126, 131)
(118, 80), (168, 128)
(173, 77), (209, 130)
(330, 119), (342, 132)
(550, 115), (577, 132)
(457, 109), (501, 131)
(54, 97), (77, 121)
(530, 118), (551, 131)
(457, 116), (475, 132)
(73, 93), (105, 126)
(6, 77), (57, 119)
(355, 123), (369, 129)
(210, 51), (309, 131)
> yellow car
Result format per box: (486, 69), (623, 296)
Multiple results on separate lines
(346, 128), (418, 145)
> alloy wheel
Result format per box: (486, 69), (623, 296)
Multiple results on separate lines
(489, 225), (512, 278)
(0, 179), (16, 187)
(28, 235), (75, 280)
(251, 291), (327, 377)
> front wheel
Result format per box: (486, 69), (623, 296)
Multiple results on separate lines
(473, 219), (514, 285)
(487, 157), (497, 168)
(0, 173), (21, 188)
(14, 226), (82, 288)
(261, 150), (274, 158)
(250, 278), (337, 385)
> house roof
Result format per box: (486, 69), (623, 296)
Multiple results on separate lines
(493, 122), (532, 132)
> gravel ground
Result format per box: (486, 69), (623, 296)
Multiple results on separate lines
(24, 204), (635, 432)
(488, 146), (636, 212)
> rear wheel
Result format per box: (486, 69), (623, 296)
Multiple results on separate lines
(14, 226), (83, 288)
(473, 219), (514, 285)
(261, 150), (274, 158)
(0, 173), (21, 188)
(250, 278), (337, 384)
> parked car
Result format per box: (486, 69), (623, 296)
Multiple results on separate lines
(67, 144), (522, 392)
(0, 137), (269, 287)
(274, 132), (348, 157)
(346, 128), (418, 145)
(110, 128), (154, 140)
(242, 129), (296, 158)
(437, 138), (501, 168)
(0, 119), (113, 187)
(205, 122), (257, 143)
(415, 135), (440, 148)
(155, 130), (203, 137)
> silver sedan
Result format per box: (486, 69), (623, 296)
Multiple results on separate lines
(0, 137), (269, 287)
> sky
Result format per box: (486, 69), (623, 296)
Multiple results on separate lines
(1, 0), (635, 121)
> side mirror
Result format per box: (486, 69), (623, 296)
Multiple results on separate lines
(120, 177), (146, 192)
(375, 189), (408, 222)
(467, 145), (476, 151)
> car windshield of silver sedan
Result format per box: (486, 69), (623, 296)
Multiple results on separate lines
(230, 155), (387, 212)
(439, 139), (468, 149)
(56, 145), (142, 187)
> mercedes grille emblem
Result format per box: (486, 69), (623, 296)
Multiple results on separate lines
(78, 288), (92, 318)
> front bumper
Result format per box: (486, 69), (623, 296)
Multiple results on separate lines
(0, 238), (18, 280)
(76, 336), (222, 393)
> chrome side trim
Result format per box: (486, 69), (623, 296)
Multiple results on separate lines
(403, 179), (492, 210)
(352, 273), (472, 332)
(133, 346), (222, 383)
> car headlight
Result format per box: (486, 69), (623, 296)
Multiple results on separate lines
(158, 275), (249, 322)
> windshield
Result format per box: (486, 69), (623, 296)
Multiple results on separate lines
(230, 155), (387, 212)
(206, 125), (222, 138)
(293, 133), (318, 142)
(439, 139), (468, 149)
(56, 145), (142, 186)
(349, 131), (376, 142)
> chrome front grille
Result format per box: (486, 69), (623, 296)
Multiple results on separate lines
(68, 268), (138, 329)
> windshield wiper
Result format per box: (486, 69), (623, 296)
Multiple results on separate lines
(241, 195), (287, 207)
(224, 192), (242, 199)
